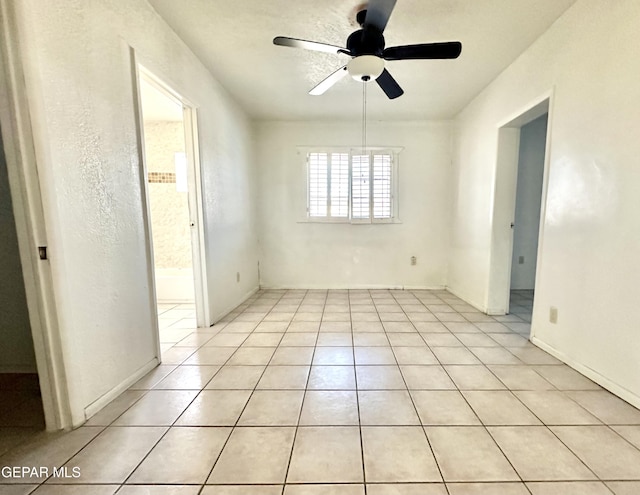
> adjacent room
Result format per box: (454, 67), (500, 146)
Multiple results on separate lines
(138, 72), (207, 353)
(0, 0), (639, 494)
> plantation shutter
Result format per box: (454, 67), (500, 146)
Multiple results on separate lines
(308, 152), (328, 217)
(330, 153), (349, 217)
(307, 149), (396, 222)
(351, 153), (370, 219)
(372, 153), (392, 219)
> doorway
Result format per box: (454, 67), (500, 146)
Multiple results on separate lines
(487, 95), (552, 328)
(508, 114), (548, 321)
(0, 126), (45, 448)
(136, 68), (210, 355)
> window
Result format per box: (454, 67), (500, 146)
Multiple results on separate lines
(307, 149), (398, 223)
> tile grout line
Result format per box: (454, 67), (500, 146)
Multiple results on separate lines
(442, 291), (605, 490)
(204, 289), (293, 490)
(447, 297), (610, 487)
(405, 290), (558, 493)
(389, 289), (451, 494)
(280, 288), (322, 493)
(138, 288), (632, 491)
(417, 291), (537, 492)
(350, 289), (367, 494)
(429, 295), (530, 493)
(122, 290), (286, 490)
(5, 290), (640, 492)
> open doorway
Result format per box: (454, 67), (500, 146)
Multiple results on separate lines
(508, 114), (548, 322)
(137, 68), (210, 355)
(0, 8), (71, 431)
(0, 126), (45, 448)
(487, 95), (551, 332)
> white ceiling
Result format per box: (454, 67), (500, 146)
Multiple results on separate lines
(147, 0), (576, 121)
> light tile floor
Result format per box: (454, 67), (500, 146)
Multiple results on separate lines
(2, 289), (640, 494)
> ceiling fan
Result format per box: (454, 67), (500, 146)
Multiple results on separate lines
(273, 0), (462, 99)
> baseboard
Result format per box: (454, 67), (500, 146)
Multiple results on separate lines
(532, 336), (640, 410)
(258, 284), (447, 291)
(403, 285), (447, 291)
(211, 286), (260, 324)
(445, 286), (488, 313)
(82, 357), (159, 424)
(485, 307), (508, 316)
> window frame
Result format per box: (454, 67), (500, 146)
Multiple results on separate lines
(302, 146), (402, 224)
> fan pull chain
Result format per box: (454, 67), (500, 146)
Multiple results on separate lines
(361, 81), (367, 155)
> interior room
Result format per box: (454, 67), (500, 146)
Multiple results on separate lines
(0, 0), (639, 494)
(0, 126), (45, 453)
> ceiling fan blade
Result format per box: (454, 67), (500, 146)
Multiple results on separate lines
(273, 36), (349, 55)
(309, 66), (349, 95)
(376, 69), (403, 99)
(383, 42), (462, 60)
(364, 0), (397, 33)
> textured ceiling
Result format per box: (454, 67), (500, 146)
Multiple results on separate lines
(147, 0), (576, 121)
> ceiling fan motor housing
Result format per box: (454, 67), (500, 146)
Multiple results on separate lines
(346, 12), (387, 82)
(346, 23), (386, 56)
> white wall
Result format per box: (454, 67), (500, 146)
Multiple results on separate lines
(449, 0), (640, 404)
(0, 129), (36, 372)
(257, 121), (452, 289)
(12, 0), (259, 425)
(510, 115), (547, 290)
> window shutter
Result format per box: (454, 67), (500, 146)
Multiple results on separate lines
(373, 153), (392, 219)
(330, 153), (349, 217)
(308, 153), (328, 217)
(351, 154), (370, 219)
(306, 149), (397, 222)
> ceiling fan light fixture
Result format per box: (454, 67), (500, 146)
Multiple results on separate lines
(273, 0), (461, 99)
(347, 55), (384, 82)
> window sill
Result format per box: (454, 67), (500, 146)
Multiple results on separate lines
(297, 218), (403, 225)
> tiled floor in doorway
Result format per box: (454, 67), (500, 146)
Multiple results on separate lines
(1, 289), (640, 494)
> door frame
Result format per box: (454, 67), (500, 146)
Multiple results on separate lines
(132, 59), (210, 338)
(486, 90), (554, 330)
(182, 104), (210, 326)
(0, 0), (72, 430)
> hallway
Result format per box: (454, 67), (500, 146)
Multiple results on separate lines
(1, 289), (640, 494)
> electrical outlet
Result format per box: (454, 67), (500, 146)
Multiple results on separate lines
(410, 256), (417, 266)
(518, 255), (525, 264)
(549, 306), (558, 324)
(236, 272), (240, 283)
